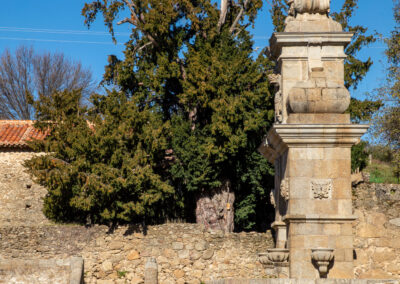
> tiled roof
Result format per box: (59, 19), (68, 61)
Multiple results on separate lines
(0, 120), (48, 149)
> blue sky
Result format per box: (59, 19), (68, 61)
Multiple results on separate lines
(0, 0), (395, 100)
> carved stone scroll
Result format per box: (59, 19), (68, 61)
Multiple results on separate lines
(280, 178), (290, 201)
(268, 73), (284, 123)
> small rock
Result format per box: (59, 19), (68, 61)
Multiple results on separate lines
(178, 249), (189, 259)
(202, 249), (214, 260)
(101, 260), (113, 272)
(389, 218), (400, 227)
(173, 269), (185, 278)
(172, 242), (184, 250)
(108, 240), (124, 250)
(127, 250), (140, 260)
(193, 260), (205, 270)
(192, 270), (203, 279)
(163, 248), (176, 258)
(194, 240), (208, 251)
(190, 250), (202, 260)
(130, 276), (143, 284)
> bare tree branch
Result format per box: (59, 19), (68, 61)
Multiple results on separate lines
(117, 17), (135, 25)
(118, 0), (159, 47)
(0, 45), (95, 120)
(138, 41), (153, 51)
(217, 0), (229, 32)
(229, 0), (250, 34)
(234, 23), (250, 37)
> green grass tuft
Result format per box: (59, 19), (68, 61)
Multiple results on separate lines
(365, 160), (400, 184)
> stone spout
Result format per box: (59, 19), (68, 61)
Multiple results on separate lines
(258, 249), (289, 266)
(311, 248), (334, 278)
(267, 248), (290, 263)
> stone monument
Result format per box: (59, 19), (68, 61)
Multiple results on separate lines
(259, 0), (368, 278)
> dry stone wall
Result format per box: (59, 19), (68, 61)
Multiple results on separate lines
(1, 151), (400, 283)
(353, 182), (400, 279)
(0, 152), (273, 283)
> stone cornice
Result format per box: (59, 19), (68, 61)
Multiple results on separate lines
(258, 124), (369, 161)
(269, 32), (353, 59)
(283, 214), (357, 223)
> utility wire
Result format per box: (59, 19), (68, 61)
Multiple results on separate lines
(0, 37), (124, 45)
(0, 26), (130, 36)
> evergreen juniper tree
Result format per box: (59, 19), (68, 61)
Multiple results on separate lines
(25, 0), (276, 231)
(25, 89), (177, 225)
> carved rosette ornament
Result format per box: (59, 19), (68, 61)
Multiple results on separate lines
(311, 180), (332, 199)
(280, 178), (289, 201)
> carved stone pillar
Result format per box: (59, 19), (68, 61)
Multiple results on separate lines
(259, 0), (368, 279)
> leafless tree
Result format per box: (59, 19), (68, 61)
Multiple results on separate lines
(0, 45), (95, 119)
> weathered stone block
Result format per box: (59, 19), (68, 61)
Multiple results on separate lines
(340, 223), (353, 236)
(337, 199), (352, 215)
(358, 269), (393, 279)
(289, 177), (311, 199)
(291, 159), (315, 177)
(335, 236), (353, 249)
(290, 235), (306, 249)
(371, 248), (397, 262)
(323, 224), (341, 236)
(332, 178), (352, 199)
(357, 223), (385, 238)
(324, 148), (350, 160)
(328, 261), (354, 279)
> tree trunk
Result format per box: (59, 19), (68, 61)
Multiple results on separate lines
(195, 180), (235, 232)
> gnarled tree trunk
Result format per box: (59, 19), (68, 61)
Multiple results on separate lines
(195, 180), (235, 232)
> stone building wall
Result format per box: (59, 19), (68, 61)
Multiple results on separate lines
(1, 151), (400, 283)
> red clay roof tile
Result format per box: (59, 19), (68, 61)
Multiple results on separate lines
(0, 120), (48, 149)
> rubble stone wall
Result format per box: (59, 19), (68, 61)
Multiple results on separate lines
(0, 152), (273, 284)
(353, 182), (400, 279)
(1, 151), (400, 283)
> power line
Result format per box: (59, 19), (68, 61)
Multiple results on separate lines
(0, 26), (130, 36)
(0, 36), (124, 45)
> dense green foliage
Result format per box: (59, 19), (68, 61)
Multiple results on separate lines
(25, 0), (275, 230)
(26, 90), (177, 224)
(351, 141), (368, 172)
